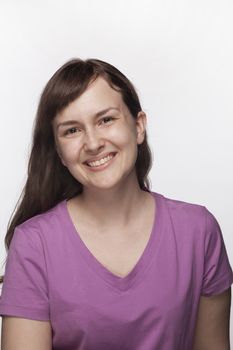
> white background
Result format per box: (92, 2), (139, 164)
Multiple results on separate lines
(0, 0), (233, 344)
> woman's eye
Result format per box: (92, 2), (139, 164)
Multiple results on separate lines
(65, 127), (79, 135)
(64, 118), (114, 135)
(101, 116), (114, 124)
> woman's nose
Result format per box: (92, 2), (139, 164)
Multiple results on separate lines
(83, 128), (105, 152)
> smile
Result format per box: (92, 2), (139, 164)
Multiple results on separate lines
(87, 153), (115, 167)
(85, 152), (117, 171)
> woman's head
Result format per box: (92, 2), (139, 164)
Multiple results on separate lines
(52, 75), (148, 193)
(32, 58), (152, 204)
(0, 58), (153, 283)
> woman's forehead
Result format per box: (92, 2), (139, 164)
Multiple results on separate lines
(53, 78), (128, 123)
(72, 77), (123, 107)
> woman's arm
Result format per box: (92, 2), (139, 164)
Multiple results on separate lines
(192, 287), (231, 350)
(1, 316), (52, 350)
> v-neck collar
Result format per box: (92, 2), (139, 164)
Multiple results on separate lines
(60, 191), (164, 292)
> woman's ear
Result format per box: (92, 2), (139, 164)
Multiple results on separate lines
(136, 111), (147, 145)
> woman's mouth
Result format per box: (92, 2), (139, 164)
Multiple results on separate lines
(85, 152), (117, 171)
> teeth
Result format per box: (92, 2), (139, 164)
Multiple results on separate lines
(87, 154), (114, 167)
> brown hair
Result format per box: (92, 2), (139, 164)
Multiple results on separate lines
(0, 58), (153, 283)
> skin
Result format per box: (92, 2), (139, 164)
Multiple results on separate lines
(1, 317), (52, 349)
(52, 76), (150, 228)
(1, 77), (231, 349)
(192, 287), (231, 350)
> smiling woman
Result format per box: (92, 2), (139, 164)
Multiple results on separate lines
(0, 58), (232, 350)
(51, 75), (147, 192)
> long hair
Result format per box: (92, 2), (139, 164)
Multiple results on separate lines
(0, 58), (153, 283)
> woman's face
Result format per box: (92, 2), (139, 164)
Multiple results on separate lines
(52, 76), (147, 191)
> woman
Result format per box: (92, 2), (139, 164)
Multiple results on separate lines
(0, 58), (232, 350)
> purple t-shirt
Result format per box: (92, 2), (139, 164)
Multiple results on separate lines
(0, 191), (233, 349)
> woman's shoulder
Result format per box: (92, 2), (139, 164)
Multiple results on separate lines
(7, 199), (70, 270)
(153, 191), (221, 237)
(154, 191), (222, 241)
(154, 191), (207, 218)
(15, 199), (66, 237)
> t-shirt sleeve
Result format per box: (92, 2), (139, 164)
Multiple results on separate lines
(0, 225), (50, 321)
(201, 207), (233, 296)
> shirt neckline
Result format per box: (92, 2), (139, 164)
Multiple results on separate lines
(60, 191), (164, 292)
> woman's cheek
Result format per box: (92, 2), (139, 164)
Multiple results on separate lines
(108, 126), (131, 146)
(59, 139), (81, 165)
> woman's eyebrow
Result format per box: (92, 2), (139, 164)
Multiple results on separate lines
(56, 107), (119, 130)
